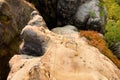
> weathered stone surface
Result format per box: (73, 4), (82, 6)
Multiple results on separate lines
(7, 11), (120, 80)
(51, 25), (78, 35)
(19, 11), (48, 56)
(8, 28), (120, 80)
(111, 42), (120, 59)
(0, 0), (36, 79)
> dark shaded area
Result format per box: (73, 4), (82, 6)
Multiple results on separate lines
(27, 0), (57, 29)
(57, 0), (80, 26)
(20, 40), (46, 56)
(0, 35), (20, 80)
(57, 0), (107, 34)
(0, 2), (18, 79)
(115, 0), (120, 5)
(0, 0), (35, 80)
(110, 42), (120, 59)
(0, 53), (13, 80)
(26, 0), (107, 34)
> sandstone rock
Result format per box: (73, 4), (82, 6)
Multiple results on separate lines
(8, 28), (120, 80)
(8, 11), (120, 80)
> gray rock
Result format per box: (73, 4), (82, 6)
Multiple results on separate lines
(57, 0), (107, 34)
(19, 39), (46, 56)
(19, 11), (48, 56)
(26, 0), (107, 34)
(52, 25), (78, 35)
(110, 42), (120, 59)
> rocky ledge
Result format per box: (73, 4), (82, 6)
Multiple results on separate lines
(7, 11), (120, 80)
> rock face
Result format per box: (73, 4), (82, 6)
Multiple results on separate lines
(111, 42), (120, 59)
(6, 0), (36, 30)
(27, 0), (107, 34)
(0, 0), (18, 47)
(19, 11), (48, 56)
(0, 0), (35, 47)
(7, 11), (120, 80)
(0, 0), (36, 79)
(57, 0), (107, 34)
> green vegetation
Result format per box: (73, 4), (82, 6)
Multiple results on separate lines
(101, 0), (120, 47)
(90, 10), (96, 18)
(97, 2), (106, 17)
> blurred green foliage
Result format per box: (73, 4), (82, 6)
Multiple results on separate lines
(102, 0), (120, 47)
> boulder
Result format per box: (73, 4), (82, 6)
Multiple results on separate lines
(51, 25), (78, 35)
(7, 11), (120, 80)
(57, 0), (107, 34)
(26, 0), (107, 34)
(0, 0), (36, 79)
(19, 11), (48, 56)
